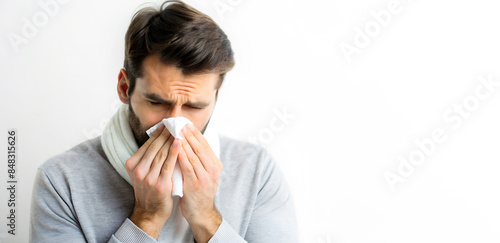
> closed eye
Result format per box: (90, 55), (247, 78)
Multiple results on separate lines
(185, 105), (203, 110)
(149, 101), (162, 106)
(148, 100), (206, 109)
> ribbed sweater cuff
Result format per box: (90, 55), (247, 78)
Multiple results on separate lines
(208, 218), (246, 243)
(113, 218), (158, 243)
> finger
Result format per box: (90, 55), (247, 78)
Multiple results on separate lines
(147, 135), (175, 183)
(138, 123), (165, 157)
(182, 124), (216, 168)
(158, 138), (182, 187)
(177, 145), (197, 182)
(125, 124), (165, 173)
(182, 125), (211, 161)
(180, 137), (207, 179)
(181, 124), (202, 150)
(186, 123), (207, 146)
(133, 126), (171, 180)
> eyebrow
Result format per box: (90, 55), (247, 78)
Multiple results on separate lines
(144, 93), (210, 108)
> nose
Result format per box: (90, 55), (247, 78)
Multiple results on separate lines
(166, 104), (184, 118)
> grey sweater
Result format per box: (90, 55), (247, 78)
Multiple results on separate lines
(30, 135), (298, 242)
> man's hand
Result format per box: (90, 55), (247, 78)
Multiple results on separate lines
(178, 123), (223, 243)
(125, 124), (182, 239)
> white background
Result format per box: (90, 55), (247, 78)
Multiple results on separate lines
(1, 0), (500, 242)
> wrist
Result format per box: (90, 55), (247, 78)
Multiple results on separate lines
(129, 208), (169, 239)
(190, 209), (222, 243)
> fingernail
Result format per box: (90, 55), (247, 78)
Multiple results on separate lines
(187, 123), (194, 131)
(158, 124), (165, 130)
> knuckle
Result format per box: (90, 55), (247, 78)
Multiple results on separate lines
(185, 166), (195, 175)
(161, 163), (170, 173)
(125, 159), (134, 172)
(144, 175), (156, 187)
(133, 167), (145, 180)
(193, 146), (202, 155)
(142, 139), (153, 148)
(157, 149), (167, 161)
(196, 172), (207, 181)
(148, 142), (160, 151)
(151, 157), (161, 167)
(209, 172), (219, 181)
(154, 182), (166, 193)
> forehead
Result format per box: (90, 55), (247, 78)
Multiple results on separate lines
(137, 55), (219, 95)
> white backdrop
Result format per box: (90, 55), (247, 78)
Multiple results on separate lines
(1, 0), (500, 242)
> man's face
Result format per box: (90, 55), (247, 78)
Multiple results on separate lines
(125, 55), (220, 147)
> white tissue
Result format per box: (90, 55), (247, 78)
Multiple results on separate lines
(146, 117), (193, 198)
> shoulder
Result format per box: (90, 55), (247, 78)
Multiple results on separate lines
(37, 137), (116, 186)
(219, 135), (274, 164)
(40, 137), (104, 169)
(218, 135), (278, 178)
(216, 135), (292, 211)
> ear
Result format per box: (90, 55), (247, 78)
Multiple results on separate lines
(218, 79), (225, 90)
(215, 79), (224, 101)
(117, 68), (130, 104)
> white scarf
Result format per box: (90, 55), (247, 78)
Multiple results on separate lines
(101, 104), (220, 188)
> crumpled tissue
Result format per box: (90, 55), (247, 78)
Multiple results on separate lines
(146, 117), (193, 197)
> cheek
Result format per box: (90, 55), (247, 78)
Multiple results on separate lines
(189, 107), (215, 131)
(130, 99), (163, 129)
(143, 113), (165, 129)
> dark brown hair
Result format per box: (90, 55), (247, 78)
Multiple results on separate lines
(123, 0), (234, 96)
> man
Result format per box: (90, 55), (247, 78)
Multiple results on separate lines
(30, 1), (298, 242)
